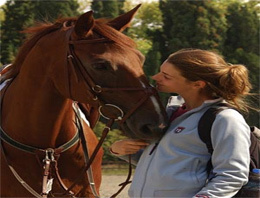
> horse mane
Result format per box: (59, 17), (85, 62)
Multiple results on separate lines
(0, 16), (136, 83)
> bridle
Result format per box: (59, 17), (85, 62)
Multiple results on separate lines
(67, 28), (158, 124)
(66, 26), (159, 197)
(0, 26), (159, 198)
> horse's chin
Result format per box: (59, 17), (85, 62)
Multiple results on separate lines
(120, 122), (165, 141)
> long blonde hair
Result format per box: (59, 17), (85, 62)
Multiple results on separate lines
(167, 49), (254, 113)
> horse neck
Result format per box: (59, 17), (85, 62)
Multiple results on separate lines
(1, 31), (77, 147)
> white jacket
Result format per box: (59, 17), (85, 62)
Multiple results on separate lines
(128, 96), (250, 198)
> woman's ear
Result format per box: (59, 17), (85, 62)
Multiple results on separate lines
(193, 80), (206, 89)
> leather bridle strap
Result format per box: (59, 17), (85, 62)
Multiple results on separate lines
(110, 155), (132, 198)
(118, 86), (157, 124)
(73, 103), (99, 198)
(64, 118), (115, 194)
(0, 143), (43, 198)
(0, 126), (80, 155)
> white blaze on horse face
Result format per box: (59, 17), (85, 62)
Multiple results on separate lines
(139, 80), (164, 125)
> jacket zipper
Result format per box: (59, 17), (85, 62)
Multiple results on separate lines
(149, 142), (158, 155)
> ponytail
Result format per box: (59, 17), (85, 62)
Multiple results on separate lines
(167, 49), (256, 113)
(217, 64), (252, 112)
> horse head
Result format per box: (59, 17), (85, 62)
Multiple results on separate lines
(1, 5), (168, 141)
(48, 5), (167, 141)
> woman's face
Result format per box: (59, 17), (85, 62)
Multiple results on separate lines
(152, 61), (192, 95)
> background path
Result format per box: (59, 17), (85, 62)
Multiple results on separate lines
(100, 175), (131, 198)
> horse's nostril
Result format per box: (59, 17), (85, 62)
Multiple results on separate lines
(140, 125), (152, 135)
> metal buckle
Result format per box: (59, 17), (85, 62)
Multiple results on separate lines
(43, 148), (55, 162)
(92, 85), (102, 93)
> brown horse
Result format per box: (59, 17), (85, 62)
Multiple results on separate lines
(0, 5), (167, 198)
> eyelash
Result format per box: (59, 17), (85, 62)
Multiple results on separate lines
(164, 76), (171, 80)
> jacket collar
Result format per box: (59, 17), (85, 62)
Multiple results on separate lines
(166, 96), (225, 118)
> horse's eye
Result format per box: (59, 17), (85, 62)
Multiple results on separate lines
(92, 61), (111, 70)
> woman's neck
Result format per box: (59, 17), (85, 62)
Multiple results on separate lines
(182, 94), (213, 110)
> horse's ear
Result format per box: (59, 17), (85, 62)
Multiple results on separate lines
(107, 4), (141, 32)
(74, 11), (95, 38)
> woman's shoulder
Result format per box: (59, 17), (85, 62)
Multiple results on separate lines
(202, 102), (249, 132)
(216, 107), (245, 121)
(213, 108), (249, 133)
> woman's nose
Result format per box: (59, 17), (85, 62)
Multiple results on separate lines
(151, 73), (159, 81)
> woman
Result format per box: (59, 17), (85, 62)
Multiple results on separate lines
(110, 49), (252, 197)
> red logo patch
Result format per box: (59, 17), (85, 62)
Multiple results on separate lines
(195, 195), (209, 198)
(174, 127), (185, 133)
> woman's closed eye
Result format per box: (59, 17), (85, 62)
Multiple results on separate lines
(163, 75), (172, 80)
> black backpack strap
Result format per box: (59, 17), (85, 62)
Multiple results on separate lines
(198, 103), (231, 173)
(198, 108), (217, 154)
(198, 103), (231, 154)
